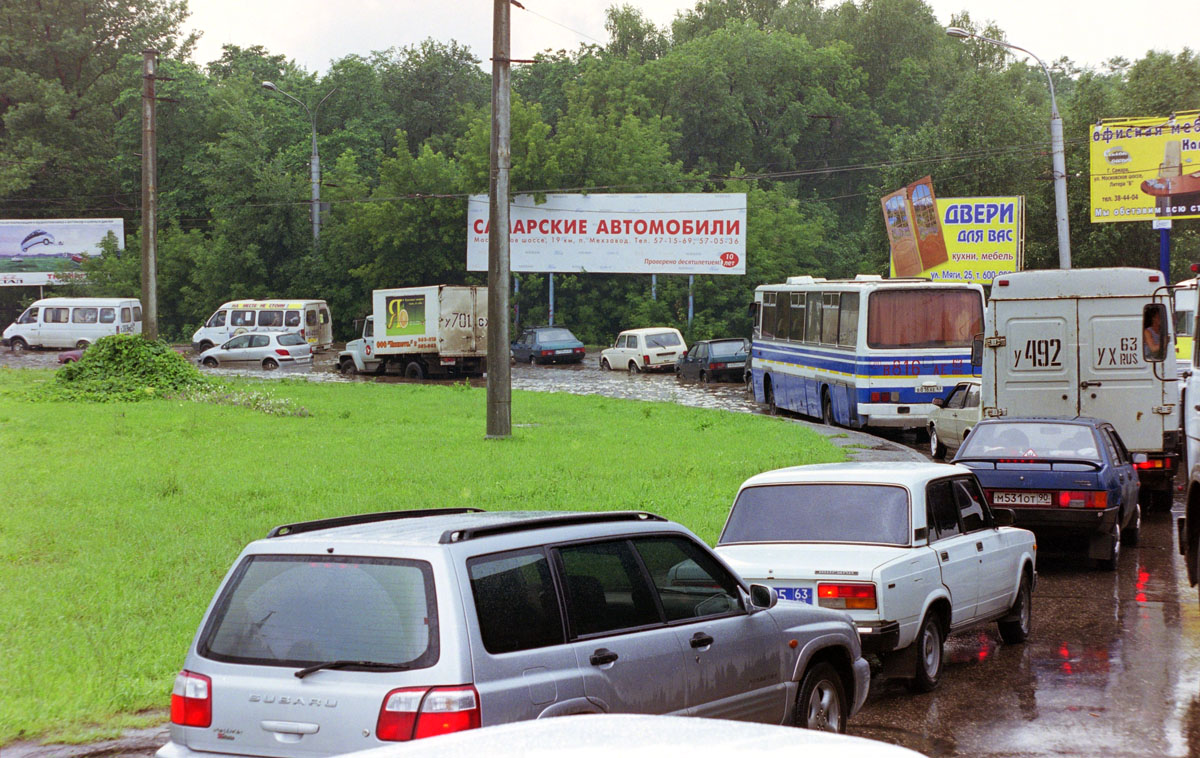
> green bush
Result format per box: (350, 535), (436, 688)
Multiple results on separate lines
(49, 334), (206, 402)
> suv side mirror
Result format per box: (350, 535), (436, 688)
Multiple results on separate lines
(748, 583), (778, 611)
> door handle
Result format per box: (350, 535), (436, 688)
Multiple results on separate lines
(589, 648), (619, 666)
(940, 551), (949, 561)
(1080, 380), (1103, 389)
(976, 542), (984, 552)
(690, 632), (714, 649)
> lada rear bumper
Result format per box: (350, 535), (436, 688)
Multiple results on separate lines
(855, 620), (900, 655)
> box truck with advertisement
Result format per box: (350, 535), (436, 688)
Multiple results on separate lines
(976, 268), (1179, 513)
(338, 286), (487, 379)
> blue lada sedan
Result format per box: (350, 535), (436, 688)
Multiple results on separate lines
(953, 417), (1141, 571)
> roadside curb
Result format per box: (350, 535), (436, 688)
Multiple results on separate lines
(781, 416), (929, 464)
(2, 726), (168, 758)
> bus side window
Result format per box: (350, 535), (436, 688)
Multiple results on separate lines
(776, 293), (791, 342)
(790, 293), (805, 342)
(822, 292), (840, 344)
(805, 292), (822, 344)
(761, 292), (776, 340)
(838, 293), (860, 347)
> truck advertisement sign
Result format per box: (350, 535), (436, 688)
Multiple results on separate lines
(886, 196), (1023, 283)
(0, 218), (124, 286)
(1090, 110), (1200, 223)
(385, 295), (426, 337)
(466, 193), (747, 275)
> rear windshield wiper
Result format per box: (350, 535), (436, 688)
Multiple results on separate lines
(295, 660), (412, 679)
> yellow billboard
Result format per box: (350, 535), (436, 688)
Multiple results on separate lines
(887, 196), (1024, 284)
(1090, 110), (1200, 223)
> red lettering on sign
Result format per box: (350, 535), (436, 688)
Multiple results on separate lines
(720, 252), (739, 267)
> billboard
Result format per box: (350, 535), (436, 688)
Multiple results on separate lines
(0, 218), (124, 286)
(1090, 110), (1200, 223)
(466, 193), (746, 275)
(882, 176), (949, 277)
(886, 196), (1024, 284)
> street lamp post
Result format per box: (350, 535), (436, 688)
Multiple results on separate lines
(946, 27), (1071, 269)
(262, 81), (337, 250)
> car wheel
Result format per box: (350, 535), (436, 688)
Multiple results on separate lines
(699, 370), (709, 384)
(75, 340), (90, 350)
(202, 356), (218, 368)
(796, 661), (847, 733)
(601, 357), (611, 371)
(1097, 523), (1121, 571)
(338, 357), (357, 374)
(1121, 502), (1141, 547)
(998, 573), (1033, 644)
(262, 358), (279, 370)
(929, 425), (947, 460)
(909, 611), (944, 692)
(404, 361), (426, 379)
(821, 391), (834, 426)
(628, 361), (640, 374)
(11, 337), (27, 352)
(528, 354), (536, 364)
(198, 341), (214, 353)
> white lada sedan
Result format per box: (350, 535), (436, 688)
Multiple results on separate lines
(714, 462), (1037, 692)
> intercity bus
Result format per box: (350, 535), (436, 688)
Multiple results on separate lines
(749, 275), (985, 429)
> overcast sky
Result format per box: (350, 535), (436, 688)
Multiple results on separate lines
(183, 0), (1196, 75)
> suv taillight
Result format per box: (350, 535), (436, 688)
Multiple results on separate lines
(817, 583), (877, 610)
(1058, 490), (1108, 509)
(376, 685), (481, 741)
(170, 670), (212, 727)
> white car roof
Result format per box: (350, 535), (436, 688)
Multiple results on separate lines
(738, 461), (973, 490)
(619, 327), (683, 336)
(336, 714), (927, 758)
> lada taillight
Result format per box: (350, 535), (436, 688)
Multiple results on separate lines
(817, 583), (877, 610)
(376, 685), (481, 741)
(1058, 490), (1108, 509)
(170, 670), (212, 727)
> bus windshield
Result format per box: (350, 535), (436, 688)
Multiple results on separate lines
(867, 289), (982, 349)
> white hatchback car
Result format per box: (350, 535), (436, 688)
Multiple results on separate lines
(714, 462), (1037, 692)
(198, 331), (313, 370)
(600, 327), (686, 373)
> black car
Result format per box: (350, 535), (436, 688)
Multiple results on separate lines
(677, 338), (750, 383)
(952, 417), (1141, 570)
(510, 326), (585, 364)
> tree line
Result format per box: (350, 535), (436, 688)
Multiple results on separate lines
(1, 0), (1198, 344)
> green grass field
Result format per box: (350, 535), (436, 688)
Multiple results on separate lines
(0, 368), (844, 744)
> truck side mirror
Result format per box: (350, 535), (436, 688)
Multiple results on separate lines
(971, 336), (984, 367)
(1143, 303), (1168, 362)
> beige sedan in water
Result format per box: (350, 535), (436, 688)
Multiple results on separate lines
(928, 379), (981, 459)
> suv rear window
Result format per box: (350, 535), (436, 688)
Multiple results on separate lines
(198, 555), (439, 670)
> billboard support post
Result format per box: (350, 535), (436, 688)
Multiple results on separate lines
(1161, 227), (1172, 284)
(140, 49), (159, 339)
(486, 0), (512, 440)
(548, 273), (554, 326)
(652, 274), (657, 301)
(688, 275), (694, 327)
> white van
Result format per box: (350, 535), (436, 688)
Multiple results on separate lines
(191, 299), (333, 352)
(3, 297), (142, 350)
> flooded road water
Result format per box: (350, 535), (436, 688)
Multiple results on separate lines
(6, 344), (1200, 757)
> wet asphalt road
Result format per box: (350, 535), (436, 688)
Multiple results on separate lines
(6, 346), (1200, 757)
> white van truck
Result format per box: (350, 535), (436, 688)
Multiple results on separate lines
(3, 297), (142, 350)
(338, 285), (487, 379)
(977, 268), (1179, 510)
(191, 299), (332, 352)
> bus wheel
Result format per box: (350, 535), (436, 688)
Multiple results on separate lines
(822, 391), (834, 426)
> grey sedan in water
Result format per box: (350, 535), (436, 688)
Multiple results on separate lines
(198, 331), (312, 370)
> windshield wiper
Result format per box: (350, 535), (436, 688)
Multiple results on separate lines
(295, 660), (412, 679)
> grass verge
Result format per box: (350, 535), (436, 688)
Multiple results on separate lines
(0, 367), (844, 744)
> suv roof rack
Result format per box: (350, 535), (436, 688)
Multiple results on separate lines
(439, 511), (666, 544)
(268, 508), (486, 538)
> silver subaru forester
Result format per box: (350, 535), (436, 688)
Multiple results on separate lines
(157, 509), (870, 758)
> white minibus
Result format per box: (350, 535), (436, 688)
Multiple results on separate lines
(191, 299), (333, 352)
(3, 297), (142, 350)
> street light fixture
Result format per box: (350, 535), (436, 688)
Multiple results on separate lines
(262, 81), (338, 251)
(946, 27), (1071, 269)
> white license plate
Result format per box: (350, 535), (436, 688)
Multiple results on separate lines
(727, 361), (745, 368)
(993, 491), (1051, 506)
(555, 349), (574, 354)
(915, 384), (943, 393)
(775, 587), (813, 604)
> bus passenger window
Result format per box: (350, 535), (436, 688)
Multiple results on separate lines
(806, 292), (822, 344)
(790, 294), (805, 342)
(761, 292), (776, 340)
(822, 292), (840, 344)
(838, 293), (860, 347)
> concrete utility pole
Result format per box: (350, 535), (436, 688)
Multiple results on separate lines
(140, 49), (159, 339)
(486, 0), (513, 439)
(946, 27), (1071, 269)
(261, 82), (337, 252)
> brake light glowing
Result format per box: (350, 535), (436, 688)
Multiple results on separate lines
(376, 685), (480, 742)
(170, 670), (212, 728)
(1135, 459), (1165, 470)
(817, 583), (877, 610)
(1058, 490), (1108, 509)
